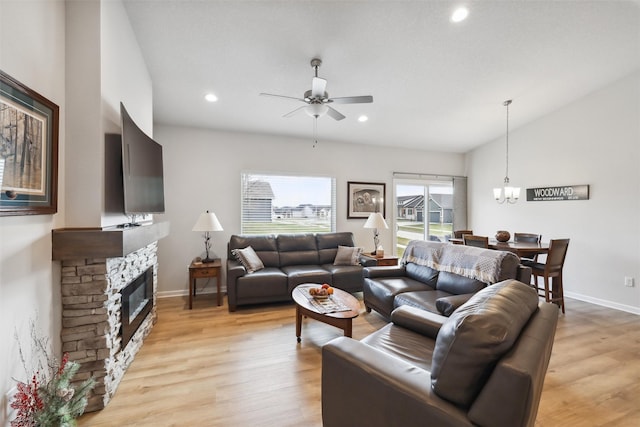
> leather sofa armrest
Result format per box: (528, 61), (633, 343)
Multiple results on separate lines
(516, 264), (532, 284)
(435, 293), (476, 317)
(322, 337), (469, 427)
(226, 260), (246, 311)
(390, 306), (445, 338)
(358, 254), (378, 267)
(363, 265), (406, 278)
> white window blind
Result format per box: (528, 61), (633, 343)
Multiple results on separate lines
(241, 172), (336, 235)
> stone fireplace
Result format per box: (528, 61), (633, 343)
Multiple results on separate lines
(52, 222), (169, 411)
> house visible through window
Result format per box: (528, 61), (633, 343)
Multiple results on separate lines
(394, 175), (467, 258)
(241, 173), (336, 234)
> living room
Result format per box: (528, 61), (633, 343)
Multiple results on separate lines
(1, 1), (639, 426)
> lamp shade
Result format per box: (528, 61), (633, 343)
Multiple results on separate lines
(363, 212), (389, 230)
(305, 103), (329, 118)
(192, 211), (223, 232)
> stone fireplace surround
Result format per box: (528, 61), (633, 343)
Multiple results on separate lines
(52, 222), (169, 411)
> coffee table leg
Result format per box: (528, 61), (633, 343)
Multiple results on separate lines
(296, 304), (302, 342)
(344, 319), (352, 338)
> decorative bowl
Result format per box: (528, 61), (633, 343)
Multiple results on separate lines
(495, 230), (511, 242)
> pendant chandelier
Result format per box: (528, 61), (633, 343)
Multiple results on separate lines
(493, 99), (520, 204)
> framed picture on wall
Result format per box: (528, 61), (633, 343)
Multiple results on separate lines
(0, 70), (59, 216)
(347, 181), (385, 219)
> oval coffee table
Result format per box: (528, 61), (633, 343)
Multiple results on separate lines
(292, 284), (361, 342)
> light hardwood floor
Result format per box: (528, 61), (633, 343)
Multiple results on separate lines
(79, 293), (640, 427)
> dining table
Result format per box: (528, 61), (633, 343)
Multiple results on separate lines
(448, 238), (550, 259)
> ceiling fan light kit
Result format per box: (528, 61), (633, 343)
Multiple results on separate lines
(260, 58), (374, 122)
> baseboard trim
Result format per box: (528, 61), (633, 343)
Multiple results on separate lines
(158, 288), (225, 299)
(564, 291), (640, 315)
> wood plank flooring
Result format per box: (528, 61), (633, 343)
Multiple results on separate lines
(79, 294), (640, 427)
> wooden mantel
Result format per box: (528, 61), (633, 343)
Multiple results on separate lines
(52, 222), (170, 260)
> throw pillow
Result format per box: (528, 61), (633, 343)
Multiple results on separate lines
(430, 280), (539, 408)
(333, 245), (363, 266)
(232, 246), (265, 273)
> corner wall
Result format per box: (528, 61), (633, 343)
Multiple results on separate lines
(467, 71), (640, 314)
(0, 0), (66, 423)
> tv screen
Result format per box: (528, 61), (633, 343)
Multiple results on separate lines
(120, 102), (165, 215)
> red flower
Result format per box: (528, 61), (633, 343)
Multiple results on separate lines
(9, 374), (43, 427)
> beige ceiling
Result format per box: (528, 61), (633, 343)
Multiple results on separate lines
(122, 0), (640, 153)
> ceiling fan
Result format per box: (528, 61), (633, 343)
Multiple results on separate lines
(260, 58), (373, 121)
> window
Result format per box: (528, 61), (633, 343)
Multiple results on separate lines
(241, 172), (336, 234)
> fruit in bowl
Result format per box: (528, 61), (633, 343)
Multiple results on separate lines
(309, 284), (334, 299)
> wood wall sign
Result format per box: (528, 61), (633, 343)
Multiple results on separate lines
(526, 185), (589, 201)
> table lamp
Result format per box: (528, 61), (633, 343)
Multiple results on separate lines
(192, 210), (223, 263)
(363, 212), (389, 256)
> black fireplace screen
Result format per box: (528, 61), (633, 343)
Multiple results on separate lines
(120, 266), (153, 348)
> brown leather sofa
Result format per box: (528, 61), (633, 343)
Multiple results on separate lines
(227, 232), (367, 311)
(322, 280), (559, 427)
(363, 240), (532, 318)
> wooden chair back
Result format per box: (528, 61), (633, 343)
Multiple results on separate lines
(454, 230), (473, 239)
(514, 233), (541, 243)
(544, 239), (570, 273)
(463, 235), (489, 248)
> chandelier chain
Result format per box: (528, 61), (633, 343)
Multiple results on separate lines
(504, 99), (511, 182)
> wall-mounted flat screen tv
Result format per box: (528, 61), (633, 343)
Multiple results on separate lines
(120, 102), (165, 215)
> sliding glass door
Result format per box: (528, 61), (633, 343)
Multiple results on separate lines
(394, 179), (456, 258)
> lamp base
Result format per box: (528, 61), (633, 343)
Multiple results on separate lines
(202, 257), (215, 264)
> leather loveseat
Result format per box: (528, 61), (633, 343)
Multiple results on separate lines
(363, 239), (532, 319)
(227, 232), (365, 311)
(322, 280), (559, 427)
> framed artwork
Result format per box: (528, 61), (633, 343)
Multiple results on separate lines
(347, 181), (385, 219)
(0, 70), (59, 216)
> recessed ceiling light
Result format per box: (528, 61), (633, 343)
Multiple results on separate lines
(205, 93), (218, 102)
(451, 7), (469, 23)
(358, 115), (369, 123)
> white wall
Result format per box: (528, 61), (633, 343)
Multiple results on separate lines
(65, 0), (153, 228)
(153, 126), (465, 296)
(467, 71), (640, 314)
(0, 0), (66, 423)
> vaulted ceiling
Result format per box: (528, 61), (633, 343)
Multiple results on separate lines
(122, 0), (640, 153)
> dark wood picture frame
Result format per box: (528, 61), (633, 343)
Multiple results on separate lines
(0, 70), (59, 216)
(347, 181), (386, 219)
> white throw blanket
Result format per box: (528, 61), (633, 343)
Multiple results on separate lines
(401, 240), (513, 284)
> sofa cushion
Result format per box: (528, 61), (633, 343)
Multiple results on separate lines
(405, 263), (439, 287)
(333, 245), (363, 265)
(281, 265), (332, 291)
(229, 234), (280, 267)
(277, 234), (319, 266)
(393, 290), (451, 315)
(435, 271), (486, 295)
(430, 280), (539, 408)
(232, 246), (265, 273)
(317, 232), (356, 264)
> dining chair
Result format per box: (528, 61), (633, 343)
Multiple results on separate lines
(530, 238), (570, 313)
(454, 230), (473, 239)
(463, 234), (489, 248)
(514, 232), (542, 263)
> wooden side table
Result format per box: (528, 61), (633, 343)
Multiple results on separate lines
(361, 254), (399, 266)
(188, 259), (222, 309)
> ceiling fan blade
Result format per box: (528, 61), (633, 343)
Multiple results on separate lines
(326, 106), (346, 121)
(283, 105), (307, 118)
(329, 95), (374, 104)
(260, 93), (306, 102)
(311, 77), (327, 97)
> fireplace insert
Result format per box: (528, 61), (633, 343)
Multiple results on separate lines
(121, 266), (154, 348)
